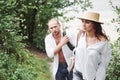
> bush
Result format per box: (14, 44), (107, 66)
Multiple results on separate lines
(106, 39), (120, 80)
(0, 0), (52, 79)
(106, 1), (120, 80)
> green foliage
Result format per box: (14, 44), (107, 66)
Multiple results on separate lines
(0, 52), (52, 80)
(37, 58), (52, 80)
(0, 0), (52, 80)
(106, 41), (120, 80)
(106, 1), (120, 80)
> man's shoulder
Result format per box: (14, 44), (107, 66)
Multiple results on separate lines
(45, 33), (53, 40)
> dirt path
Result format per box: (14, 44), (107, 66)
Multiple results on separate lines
(27, 46), (47, 58)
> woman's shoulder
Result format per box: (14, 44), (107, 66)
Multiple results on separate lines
(99, 36), (108, 42)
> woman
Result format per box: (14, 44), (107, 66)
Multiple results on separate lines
(73, 12), (111, 80)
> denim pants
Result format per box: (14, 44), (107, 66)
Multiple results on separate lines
(55, 62), (73, 80)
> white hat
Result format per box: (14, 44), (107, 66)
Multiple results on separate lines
(78, 12), (103, 24)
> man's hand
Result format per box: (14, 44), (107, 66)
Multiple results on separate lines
(54, 35), (69, 55)
(59, 35), (69, 46)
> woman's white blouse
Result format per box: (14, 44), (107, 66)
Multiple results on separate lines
(74, 33), (111, 80)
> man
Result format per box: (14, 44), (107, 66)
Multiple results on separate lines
(45, 18), (76, 80)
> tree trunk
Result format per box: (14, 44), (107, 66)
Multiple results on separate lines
(27, 9), (37, 43)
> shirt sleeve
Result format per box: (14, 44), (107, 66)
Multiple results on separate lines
(95, 42), (112, 80)
(45, 36), (54, 58)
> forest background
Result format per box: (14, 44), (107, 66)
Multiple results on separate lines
(0, 0), (119, 80)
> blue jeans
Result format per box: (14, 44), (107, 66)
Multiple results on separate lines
(55, 62), (73, 80)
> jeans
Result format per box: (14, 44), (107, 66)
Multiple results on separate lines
(55, 62), (73, 80)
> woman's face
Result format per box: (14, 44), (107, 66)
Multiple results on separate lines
(81, 19), (94, 32)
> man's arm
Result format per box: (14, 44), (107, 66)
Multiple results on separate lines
(54, 35), (69, 55)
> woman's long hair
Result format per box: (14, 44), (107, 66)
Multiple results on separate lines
(94, 22), (108, 40)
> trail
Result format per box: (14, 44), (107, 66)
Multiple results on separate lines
(27, 46), (53, 79)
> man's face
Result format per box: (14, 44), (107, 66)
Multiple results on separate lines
(48, 20), (61, 36)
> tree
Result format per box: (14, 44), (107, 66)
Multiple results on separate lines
(0, 0), (51, 79)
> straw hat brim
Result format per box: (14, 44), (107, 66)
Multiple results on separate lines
(78, 17), (104, 24)
(78, 11), (104, 24)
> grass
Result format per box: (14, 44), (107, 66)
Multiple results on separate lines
(36, 57), (53, 80)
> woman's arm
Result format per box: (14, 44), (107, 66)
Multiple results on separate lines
(95, 42), (111, 80)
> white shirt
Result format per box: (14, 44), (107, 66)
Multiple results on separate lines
(45, 30), (77, 79)
(74, 33), (111, 80)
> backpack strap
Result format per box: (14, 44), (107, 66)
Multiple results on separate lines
(63, 30), (83, 51)
(63, 31), (75, 51)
